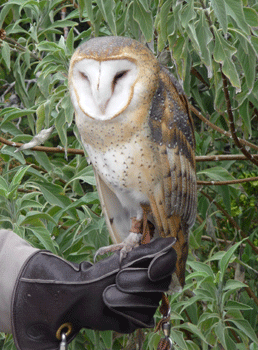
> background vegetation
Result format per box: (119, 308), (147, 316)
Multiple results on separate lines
(0, 0), (258, 349)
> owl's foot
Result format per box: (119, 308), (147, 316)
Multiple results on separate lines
(94, 232), (142, 263)
(94, 217), (144, 263)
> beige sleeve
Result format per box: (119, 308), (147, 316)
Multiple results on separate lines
(0, 230), (39, 333)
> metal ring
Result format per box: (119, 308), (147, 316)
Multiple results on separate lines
(56, 322), (73, 340)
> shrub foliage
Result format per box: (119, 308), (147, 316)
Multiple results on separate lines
(0, 0), (258, 349)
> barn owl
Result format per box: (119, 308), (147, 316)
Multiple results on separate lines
(69, 36), (197, 290)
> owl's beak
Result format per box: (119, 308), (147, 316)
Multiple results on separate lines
(92, 64), (113, 115)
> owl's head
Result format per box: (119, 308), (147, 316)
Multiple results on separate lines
(69, 36), (160, 121)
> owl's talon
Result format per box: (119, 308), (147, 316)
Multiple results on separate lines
(94, 232), (142, 263)
(94, 243), (124, 262)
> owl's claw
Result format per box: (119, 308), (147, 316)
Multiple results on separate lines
(119, 232), (142, 262)
(94, 232), (142, 263)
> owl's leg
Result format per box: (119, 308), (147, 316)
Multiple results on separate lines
(93, 217), (143, 262)
(95, 215), (156, 262)
(94, 207), (154, 262)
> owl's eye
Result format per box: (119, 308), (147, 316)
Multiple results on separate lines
(113, 70), (128, 85)
(80, 72), (89, 81)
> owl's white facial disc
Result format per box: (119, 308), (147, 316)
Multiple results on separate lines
(72, 59), (137, 120)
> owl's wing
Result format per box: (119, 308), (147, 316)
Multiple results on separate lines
(93, 167), (131, 244)
(148, 66), (197, 287)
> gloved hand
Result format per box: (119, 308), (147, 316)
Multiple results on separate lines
(12, 237), (177, 350)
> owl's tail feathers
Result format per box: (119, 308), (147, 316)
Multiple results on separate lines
(166, 215), (188, 291)
(149, 192), (188, 291)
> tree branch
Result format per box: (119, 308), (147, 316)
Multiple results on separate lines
(197, 177), (258, 186)
(190, 105), (258, 153)
(2, 37), (41, 61)
(2, 135), (258, 174)
(201, 235), (246, 247)
(196, 154), (258, 162)
(221, 72), (258, 167)
(0, 136), (84, 155)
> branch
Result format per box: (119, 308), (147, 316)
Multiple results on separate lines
(200, 191), (258, 255)
(201, 235), (246, 247)
(245, 285), (258, 307)
(190, 67), (209, 88)
(2, 136), (258, 169)
(197, 177), (258, 186)
(2, 37), (41, 61)
(190, 105), (258, 153)
(221, 72), (258, 167)
(196, 154), (258, 162)
(0, 136), (84, 155)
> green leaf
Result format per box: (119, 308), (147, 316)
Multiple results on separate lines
(187, 261), (215, 278)
(224, 0), (250, 35)
(217, 185), (231, 215)
(213, 28), (240, 89)
(243, 8), (258, 27)
(35, 182), (71, 209)
(169, 329), (188, 349)
(1, 41), (11, 71)
(219, 240), (246, 279)
(66, 27), (74, 54)
(65, 165), (96, 188)
(8, 165), (31, 199)
(20, 211), (57, 226)
(210, 0), (228, 34)
(228, 319), (258, 344)
(180, 0), (196, 28)
(100, 331), (112, 349)
(28, 226), (57, 253)
(55, 109), (67, 149)
(84, 0), (94, 24)
(0, 3), (13, 29)
(0, 177), (9, 197)
(36, 104), (46, 134)
(197, 166), (235, 182)
(95, 0), (116, 35)
(159, 0), (171, 43)
(215, 320), (227, 349)
(0, 108), (35, 125)
(225, 300), (252, 311)
(239, 99), (252, 137)
(195, 11), (213, 67)
(223, 279), (247, 291)
(236, 40), (256, 91)
(133, 0), (153, 42)
(177, 323), (207, 344)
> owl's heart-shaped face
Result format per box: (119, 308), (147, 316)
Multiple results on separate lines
(70, 59), (137, 121)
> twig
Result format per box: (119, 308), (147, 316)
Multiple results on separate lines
(0, 82), (15, 102)
(61, 7), (68, 39)
(2, 136), (258, 171)
(221, 72), (258, 167)
(245, 285), (258, 307)
(199, 0), (215, 39)
(0, 136), (84, 155)
(197, 177), (258, 186)
(201, 235), (246, 247)
(200, 191), (258, 254)
(190, 67), (209, 88)
(190, 105), (258, 153)
(68, 0), (78, 9)
(2, 37), (41, 61)
(196, 154), (258, 162)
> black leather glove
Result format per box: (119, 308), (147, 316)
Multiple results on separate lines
(12, 237), (176, 350)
